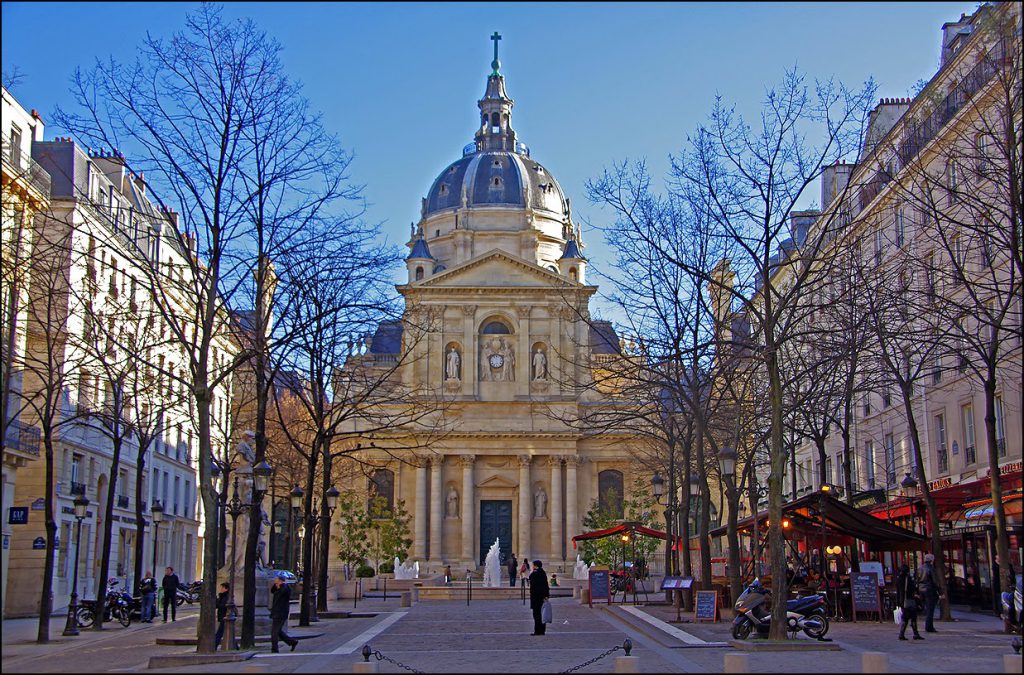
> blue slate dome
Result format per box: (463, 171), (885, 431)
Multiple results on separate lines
(423, 150), (567, 218)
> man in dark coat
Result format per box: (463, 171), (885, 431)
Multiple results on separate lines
(269, 573), (298, 653)
(528, 560), (550, 635)
(916, 553), (943, 633)
(507, 554), (518, 588)
(161, 567), (180, 622)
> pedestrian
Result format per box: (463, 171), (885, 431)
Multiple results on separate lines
(896, 563), (924, 641)
(507, 553), (518, 588)
(269, 572), (298, 653)
(215, 582), (230, 649)
(528, 560), (550, 636)
(140, 570), (157, 623)
(550, 573), (559, 587)
(161, 566), (180, 622)
(520, 558), (530, 587)
(916, 553), (943, 633)
(444, 564), (452, 586)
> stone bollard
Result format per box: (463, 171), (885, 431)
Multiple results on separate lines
(613, 656), (640, 673)
(581, 588), (590, 605)
(352, 661), (378, 674)
(862, 652), (889, 673)
(411, 586), (419, 603)
(723, 652), (750, 673)
(400, 591), (412, 608)
(1005, 654), (1022, 674)
(573, 586), (580, 600)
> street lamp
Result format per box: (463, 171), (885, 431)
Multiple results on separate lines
(651, 472), (665, 500)
(717, 447), (737, 480)
(290, 485), (303, 574)
(222, 476), (246, 650)
(151, 500), (164, 573)
(62, 495), (90, 636)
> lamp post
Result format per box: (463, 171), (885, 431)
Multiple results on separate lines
(62, 495), (90, 636)
(718, 447), (741, 602)
(290, 485), (303, 575)
(151, 500), (164, 573)
(222, 476), (245, 650)
(316, 486), (340, 613)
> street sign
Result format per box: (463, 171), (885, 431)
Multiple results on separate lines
(32, 536), (46, 550)
(8, 507), (29, 524)
(31, 498), (45, 511)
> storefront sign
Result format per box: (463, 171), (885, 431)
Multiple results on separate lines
(694, 590), (719, 622)
(8, 507), (29, 524)
(928, 477), (952, 492)
(985, 461), (1022, 478)
(850, 571), (882, 622)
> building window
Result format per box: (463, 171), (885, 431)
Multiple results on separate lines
(865, 441), (876, 489)
(882, 386), (892, 409)
(874, 227), (884, 267)
(895, 205), (906, 248)
(862, 393), (871, 417)
(932, 353), (943, 384)
(368, 468), (395, 512)
(481, 320), (511, 335)
(935, 413), (948, 474)
(883, 434), (896, 487)
(414, 266), (424, 281)
(598, 469), (624, 519)
(962, 403), (976, 464)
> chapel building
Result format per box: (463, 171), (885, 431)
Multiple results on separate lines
(335, 41), (648, 573)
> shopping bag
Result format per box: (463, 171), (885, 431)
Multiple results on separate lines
(541, 599), (553, 624)
(893, 606), (903, 625)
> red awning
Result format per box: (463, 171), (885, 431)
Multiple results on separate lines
(571, 522), (682, 549)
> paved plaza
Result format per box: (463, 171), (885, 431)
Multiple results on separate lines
(1, 595), (1019, 673)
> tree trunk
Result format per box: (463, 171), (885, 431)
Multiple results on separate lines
(94, 431), (124, 630)
(317, 441), (333, 612)
(982, 375), (1013, 606)
(766, 342), (790, 640)
(298, 448), (318, 626)
(196, 390), (218, 653)
(840, 384), (859, 568)
(36, 430), (58, 643)
(680, 430), (693, 611)
(725, 477), (741, 603)
(900, 384), (952, 620)
(241, 338), (270, 647)
(132, 441), (148, 595)
(695, 415), (712, 589)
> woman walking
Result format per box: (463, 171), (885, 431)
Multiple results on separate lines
(896, 563), (924, 641)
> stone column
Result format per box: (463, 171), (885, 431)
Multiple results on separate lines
(429, 456), (443, 562)
(565, 456), (578, 561)
(414, 457), (428, 560)
(462, 305), (476, 396)
(518, 455), (532, 561)
(461, 455), (476, 565)
(549, 456), (563, 562)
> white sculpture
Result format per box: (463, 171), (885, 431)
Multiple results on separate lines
(534, 486), (547, 518)
(532, 348), (547, 381)
(481, 337), (515, 381)
(393, 557), (420, 580)
(483, 538), (502, 588)
(446, 486), (459, 518)
(446, 346), (461, 381)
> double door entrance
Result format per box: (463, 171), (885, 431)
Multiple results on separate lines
(479, 500), (512, 565)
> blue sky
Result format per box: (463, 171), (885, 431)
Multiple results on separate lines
(2, 1), (977, 313)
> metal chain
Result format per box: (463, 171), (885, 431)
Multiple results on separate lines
(372, 649), (426, 674)
(560, 645), (622, 673)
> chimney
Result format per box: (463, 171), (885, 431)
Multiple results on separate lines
(863, 97), (912, 157)
(940, 12), (972, 66)
(821, 161), (854, 209)
(134, 171), (146, 196)
(165, 208), (179, 229)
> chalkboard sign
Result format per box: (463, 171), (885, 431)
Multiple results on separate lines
(694, 589), (719, 622)
(850, 571), (882, 623)
(589, 567), (610, 607)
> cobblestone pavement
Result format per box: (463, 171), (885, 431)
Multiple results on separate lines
(2, 596), (1018, 673)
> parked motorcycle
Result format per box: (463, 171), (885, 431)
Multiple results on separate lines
(76, 579), (133, 628)
(732, 578), (830, 640)
(176, 579), (203, 607)
(1001, 573), (1022, 634)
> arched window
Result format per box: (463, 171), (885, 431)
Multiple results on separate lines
(415, 266), (424, 281)
(368, 469), (394, 513)
(481, 320), (511, 335)
(490, 112), (500, 132)
(598, 470), (624, 519)
(569, 266), (578, 282)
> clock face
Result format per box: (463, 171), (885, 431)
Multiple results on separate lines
(489, 354), (504, 369)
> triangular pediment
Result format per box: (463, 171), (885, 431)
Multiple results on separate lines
(415, 249), (573, 289)
(477, 474), (519, 489)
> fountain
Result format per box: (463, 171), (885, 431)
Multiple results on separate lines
(393, 557), (420, 580)
(482, 538), (502, 588)
(573, 555), (591, 580)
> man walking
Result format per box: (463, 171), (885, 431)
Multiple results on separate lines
(140, 571), (157, 623)
(528, 560), (550, 636)
(269, 573), (298, 653)
(507, 553), (518, 588)
(161, 566), (180, 622)
(916, 553), (943, 632)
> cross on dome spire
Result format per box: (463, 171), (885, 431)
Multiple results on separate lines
(490, 31), (502, 75)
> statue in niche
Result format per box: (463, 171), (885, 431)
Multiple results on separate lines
(534, 486), (547, 519)
(481, 337), (515, 382)
(446, 346), (461, 381)
(532, 347), (547, 381)
(446, 485), (459, 518)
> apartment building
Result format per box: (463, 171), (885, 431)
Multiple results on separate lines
(780, 2), (1021, 611)
(1, 118), (236, 615)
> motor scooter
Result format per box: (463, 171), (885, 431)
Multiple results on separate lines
(732, 578), (830, 640)
(1001, 573), (1022, 634)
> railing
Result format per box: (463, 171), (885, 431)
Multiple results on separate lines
(965, 445), (977, 465)
(3, 419), (41, 457)
(1, 139), (52, 197)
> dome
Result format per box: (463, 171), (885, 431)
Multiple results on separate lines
(423, 150), (567, 218)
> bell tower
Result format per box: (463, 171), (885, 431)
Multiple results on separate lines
(474, 32), (518, 153)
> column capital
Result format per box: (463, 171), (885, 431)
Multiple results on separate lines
(547, 455), (564, 468)
(564, 455), (581, 467)
(518, 455), (532, 468)
(430, 454), (445, 469)
(461, 304), (477, 316)
(459, 454), (476, 467)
